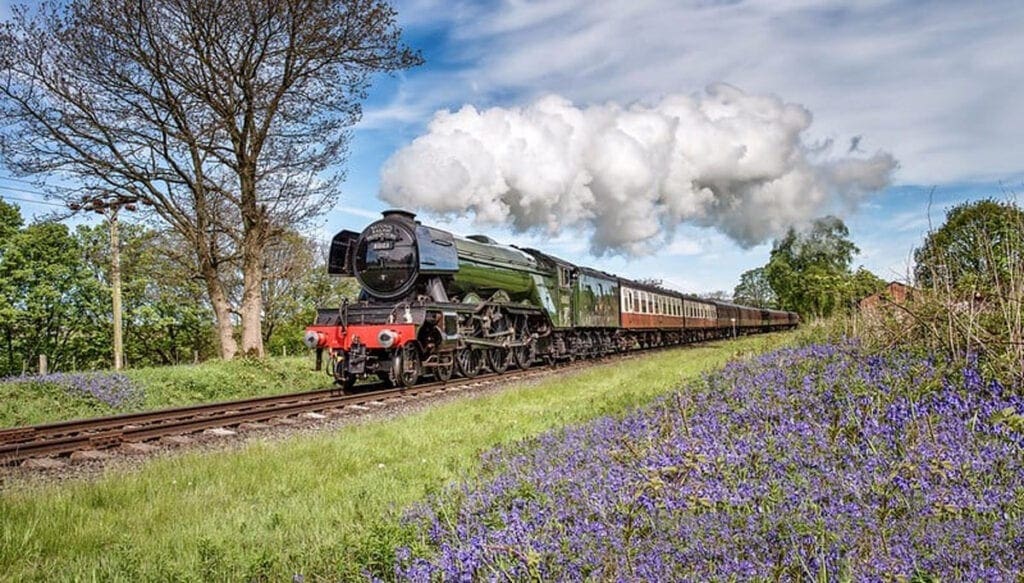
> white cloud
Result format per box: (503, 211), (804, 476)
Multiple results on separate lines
(380, 87), (896, 254)
(385, 0), (1024, 185)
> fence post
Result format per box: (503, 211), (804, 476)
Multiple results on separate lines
(38, 354), (48, 375)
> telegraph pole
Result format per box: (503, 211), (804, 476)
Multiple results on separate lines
(109, 206), (123, 370)
(69, 193), (143, 370)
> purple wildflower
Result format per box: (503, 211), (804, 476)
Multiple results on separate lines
(2, 371), (144, 409)
(390, 343), (1024, 581)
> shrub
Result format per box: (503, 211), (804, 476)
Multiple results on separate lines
(856, 198), (1024, 385)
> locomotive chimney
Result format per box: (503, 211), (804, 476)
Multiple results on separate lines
(381, 209), (417, 224)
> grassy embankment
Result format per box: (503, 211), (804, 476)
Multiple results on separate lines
(0, 357), (327, 427)
(0, 333), (792, 581)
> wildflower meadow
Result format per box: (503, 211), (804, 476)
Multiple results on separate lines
(392, 343), (1024, 581)
(1, 371), (144, 409)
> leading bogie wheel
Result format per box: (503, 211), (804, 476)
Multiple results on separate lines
(336, 375), (357, 395)
(434, 352), (455, 382)
(398, 343), (421, 388)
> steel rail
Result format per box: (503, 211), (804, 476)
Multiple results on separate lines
(0, 364), (566, 465)
(1, 332), (787, 466)
(0, 388), (341, 446)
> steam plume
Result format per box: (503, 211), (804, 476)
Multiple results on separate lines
(379, 84), (897, 254)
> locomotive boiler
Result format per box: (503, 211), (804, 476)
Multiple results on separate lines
(305, 210), (797, 390)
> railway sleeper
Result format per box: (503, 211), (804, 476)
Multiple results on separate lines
(88, 432), (124, 449)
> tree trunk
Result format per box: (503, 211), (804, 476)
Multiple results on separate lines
(239, 232), (265, 358)
(199, 260), (237, 360)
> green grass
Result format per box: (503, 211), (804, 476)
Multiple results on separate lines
(127, 356), (329, 409)
(0, 333), (793, 581)
(0, 357), (329, 427)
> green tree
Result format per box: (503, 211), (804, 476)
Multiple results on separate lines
(765, 216), (860, 317)
(0, 0), (421, 359)
(732, 267), (776, 308)
(847, 267), (887, 303)
(913, 199), (1024, 295)
(263, 236), (359, 356)
(0, 205), (104, 374)
(75, 223), (215, 366)
(0, 199), (21, 241)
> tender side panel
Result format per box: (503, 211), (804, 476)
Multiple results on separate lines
(574, 272), (620, 328)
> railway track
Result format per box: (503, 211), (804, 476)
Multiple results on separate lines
(0, 355), (612, 467)
(0, 335), (770, 467)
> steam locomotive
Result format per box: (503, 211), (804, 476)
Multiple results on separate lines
(304, 210), (798, 390)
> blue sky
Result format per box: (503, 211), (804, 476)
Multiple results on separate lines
(2, 0), (1023, 293)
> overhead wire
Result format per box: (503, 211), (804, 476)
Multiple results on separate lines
(0, 176), (76, 208)
(0, 194), (68, 208)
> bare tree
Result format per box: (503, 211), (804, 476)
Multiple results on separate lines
(0, 0), (420, 357)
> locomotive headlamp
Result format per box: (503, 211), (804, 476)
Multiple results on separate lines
(303, 331), (325, 349)
(378, 329), (399, 348)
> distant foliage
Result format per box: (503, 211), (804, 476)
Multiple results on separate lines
(732, 266), (776, 308)
(914, 199), (1024, 295)
(391, 343), (1023, 581)
(76, 222), (214, 367)
(0, 200), (347, 373)
(761, 216), (885, 317)
(0, 200), (105, 375)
